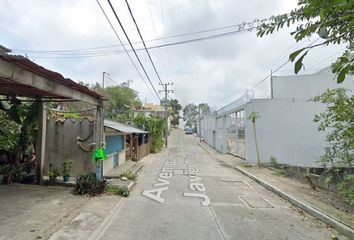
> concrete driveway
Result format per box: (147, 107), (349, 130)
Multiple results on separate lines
(0, 184), (88, 240)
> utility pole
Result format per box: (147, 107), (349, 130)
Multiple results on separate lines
(102, 72), (110, 89)
(158, 83), (173, 147)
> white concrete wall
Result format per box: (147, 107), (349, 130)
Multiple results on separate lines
(201, 114), (216, 148)
(245, 99), (329, 166)
(272, 70), (354, 99)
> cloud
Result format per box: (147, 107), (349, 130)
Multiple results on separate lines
(0, 0), (343, 109)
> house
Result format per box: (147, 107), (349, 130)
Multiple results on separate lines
(200, 68), (354, 167)
(0, 48), (104, 182)
(133, 102), (172, 129)
(103, 119), (149, 175)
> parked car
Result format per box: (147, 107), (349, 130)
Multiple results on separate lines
(184, 127), (193, 134)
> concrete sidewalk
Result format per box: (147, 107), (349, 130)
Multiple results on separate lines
(197, 139), (354, 238)
(0, 184), (121, 240)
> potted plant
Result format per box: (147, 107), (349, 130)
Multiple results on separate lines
(62, 160), (72, 183)
(48, 163), (60, 183)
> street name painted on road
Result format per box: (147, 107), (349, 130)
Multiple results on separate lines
(142, 153), (210, 207)
(142, 158), (176, 204)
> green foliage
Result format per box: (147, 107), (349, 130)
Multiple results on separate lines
(311, 88), (353, 168)
(257, 0), (353, 82)
(134, 113), (165, 153)
(183, 103), (210, 123)
(62, 160), (73, 176)
(338, 174), (354, 205)
(248, 111), (260, 122)
(169, 99), (182, 126)
(273, 169), (287, 177)
(74, 173), (107, 196)
(151, 137), (164, 153)
(0, 164), (26, 184)
(270, 156), (279, 169)
(62, 112), (81, 119)
(106, 185), (129, 197)
(48, 163), (60, 181)
(121, 170), (137, 181)
(104, 80), (142, 121)
(0, 111), (20, 152)
(0, 100), (39, 163)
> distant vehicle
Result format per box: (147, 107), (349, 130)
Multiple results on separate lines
(184, 127), (193, 134)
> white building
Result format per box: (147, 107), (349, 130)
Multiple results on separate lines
(200, 68), (353, 167)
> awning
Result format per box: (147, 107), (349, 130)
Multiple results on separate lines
(104, 119), (147, 134)
(0, 54), (104, 105)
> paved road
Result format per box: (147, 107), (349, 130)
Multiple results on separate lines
(95, 130), (340, 240)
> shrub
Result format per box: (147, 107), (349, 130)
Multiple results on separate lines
(150, 137), (164, 153)
(270, 156), (279, 169)
(338, 174), (354, 205)
(121, 170), (137, 181)
(0, 164), (26, 183)
(74, 173), (107, 196)
(106, 185), (129, 197)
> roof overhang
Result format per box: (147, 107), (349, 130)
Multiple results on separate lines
(104, 119), (147, 134)
(0, 54), (104, 106)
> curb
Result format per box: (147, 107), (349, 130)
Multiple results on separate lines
(234, 166), (354, 239)
(198, 141), (213, 155)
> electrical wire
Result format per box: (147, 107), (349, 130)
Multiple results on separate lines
(11, 17), (273, 55)
(124, 0), (164, 85)
(96, 0), (158, 101)
(106, 0), (161, 101)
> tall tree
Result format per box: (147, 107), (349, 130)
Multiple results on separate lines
(183, 103), (198, 123)
(257, 0), (353, 83)
(198, 103), (211, 114)
(169, 99), (182, 126)
(104, 80), (142, 122)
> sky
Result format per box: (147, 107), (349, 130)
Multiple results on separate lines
(0, 0), (346, 109)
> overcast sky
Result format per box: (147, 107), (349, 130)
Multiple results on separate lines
(0, 0), (346, 108)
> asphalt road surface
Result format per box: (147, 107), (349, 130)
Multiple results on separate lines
(95, 129), (340, 240)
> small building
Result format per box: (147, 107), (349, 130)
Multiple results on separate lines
(103, 119), (149, 175)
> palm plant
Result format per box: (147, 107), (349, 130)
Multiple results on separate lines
(248, 111), (261, 168)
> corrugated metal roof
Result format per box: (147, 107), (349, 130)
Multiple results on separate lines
(104, 119), (147, 134)
(0, 54), (104, 99)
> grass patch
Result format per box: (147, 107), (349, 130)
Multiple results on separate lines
(106, 185), (129, 197)
(242, 162), (253, 168)
(273, 169), (287, 177)
(121, 170), (137, 181)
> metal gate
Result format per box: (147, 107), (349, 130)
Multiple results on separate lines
(226, 109), (246, 159)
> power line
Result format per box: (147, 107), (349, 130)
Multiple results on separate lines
(15, 25), (257, 59)
(124, 0), (163, 85)
(106, 0), (161, 101)
(12, 17), (274, 54)
(96, 0), (158, 101)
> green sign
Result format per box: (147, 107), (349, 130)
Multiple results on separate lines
(93, 148), (107, 162)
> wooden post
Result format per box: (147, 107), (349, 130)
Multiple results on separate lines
(36, 100), (46, 183)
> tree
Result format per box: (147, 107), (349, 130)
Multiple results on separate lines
(134, 113), (165, 153)
(168, 99), (182, 126)
(198, 103), (211, 114)
(0, 99), (39, 165)
(311, 88), (353, 169)
(104, 80), (142, 123)
(257, 0), (353, 83)
(183, 103), (210, 128)
(248, 111), (261, 168)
